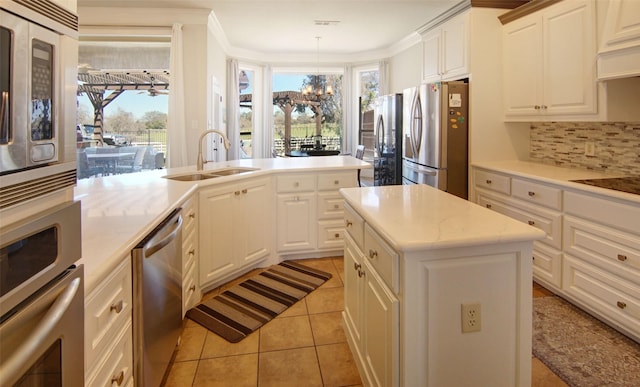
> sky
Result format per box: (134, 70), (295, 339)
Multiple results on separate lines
(78, 73), (306, 121)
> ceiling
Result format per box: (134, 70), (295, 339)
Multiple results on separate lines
(77, 0), (461, 60)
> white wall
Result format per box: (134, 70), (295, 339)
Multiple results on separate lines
(388, 42), (423, 94)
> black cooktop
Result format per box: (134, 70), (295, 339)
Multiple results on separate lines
(571, 176), (640, 196)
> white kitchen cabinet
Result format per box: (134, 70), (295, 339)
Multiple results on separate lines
(502, 0), (598, 119)
(598, 0), (640, 80)
(199, 177), (272, 287)
(181, 196), (201, 316)
(343, 207), (399, 387)
(85, 258), (133, 387)
(422, 11), (469, 83)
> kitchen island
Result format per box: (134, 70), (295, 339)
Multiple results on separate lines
(340, 184), (545, 387)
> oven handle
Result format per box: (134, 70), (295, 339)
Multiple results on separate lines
(0, 277), (81, 385)
(405, 162), (437, 176)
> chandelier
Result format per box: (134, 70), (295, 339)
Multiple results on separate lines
(302, 36), (333, 100)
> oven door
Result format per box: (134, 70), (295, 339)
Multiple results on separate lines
(0, 265), (84, 387)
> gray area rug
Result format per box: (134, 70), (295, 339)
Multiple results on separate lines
(533, 296), (640, 387)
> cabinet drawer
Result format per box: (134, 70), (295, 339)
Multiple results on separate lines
(512, 178), (562, 210)
(318, 191), (344, 219)
(86, 318), (133, 387)
(183, 262), (199, 313)
(564, 191), (640, 235)
(563, 255), (640, 338)
(317, 172), (355, 191)
(474, 169), (511, 195)
(85, 258), (132, 371)
(478, 193), (562, 249)
(364, 224), (399, 293)
(344, 204), (364, 250)
(532, 242), (562, 289)
(318, 219), (345, 250)
(182, 230), (197, 272)
(181, 197), (197, 237)
(564, 215), (640, 284)
(276, 174), (316, 192)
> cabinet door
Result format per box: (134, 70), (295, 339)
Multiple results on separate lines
(343, 234), (364, 346)
(237, 180), (271, 265)
(276, 192), (316, 252)
(363, 260), (399, 387)
(423, 29), (441, 82)
(542, 0), (597, 115)
(503, 15), (542, 116)
(199, 186), (236, 284)
(600, 0), (640, 53)
(441, 13), (468, 80)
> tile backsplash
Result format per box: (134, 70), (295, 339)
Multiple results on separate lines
(530, 122), (640, 176)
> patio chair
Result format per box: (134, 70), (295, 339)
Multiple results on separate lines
(355, 145), (365, 187)
(117, 147), (146, 173)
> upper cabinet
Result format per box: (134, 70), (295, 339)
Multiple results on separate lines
(598, 0), (640, 80)
(422, 12), (469, 83)
(502, 0), (598, 120)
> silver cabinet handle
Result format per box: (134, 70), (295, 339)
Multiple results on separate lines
(368, 249), (378, 259)
(617, 254), (628, 262)
(110, 300), (124, 314)
(0, 278), (81, 386)
(111, 370), (125, 386)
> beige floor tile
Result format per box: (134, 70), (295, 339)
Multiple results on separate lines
(316, 342), (363, 387)
(305, 286), (344, 315)
(277, 298), (308, 318)
(260, 315), (315, 352)
(258, 347), (323, 387)
(309, 311), (347, 346)
(174, 325), (208, 362)
(164, 360), (198, 387)
(201, 329), (259, 359)
(532, 357), (568, 387)
(192, 353), (258, 387)
(332, 256), (345, 283)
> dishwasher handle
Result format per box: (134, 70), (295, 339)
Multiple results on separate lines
(144, 210), (182, 258)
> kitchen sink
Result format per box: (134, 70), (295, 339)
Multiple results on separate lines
(163, 167), (259, 181)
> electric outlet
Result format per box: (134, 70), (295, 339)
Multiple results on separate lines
(585, 142), (596, 157)
(461, 303), (482, 333)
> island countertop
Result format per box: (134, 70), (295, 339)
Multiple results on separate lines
(339, 184), (546, 253)
(75, 156), (370, 293)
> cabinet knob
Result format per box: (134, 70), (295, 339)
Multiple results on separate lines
(527, 220), (535, 226)
(189, 285), (196, 292)
(617, 301), (627, 309)
(485, 204), (492, 209)
(111, 370), (125, 386)
(346, 221), (353, 227)
(354, 262), (361, 271)
(541, 105), (548, 110)
(110, 300), (123, 314)
(617, 254), (628, 262)
(294, 182), (299, 187)
(242, 188), (248, 194)
(528, 191), (536, 197)
(534, 105), (541, 110)
(334, 204), (340, 209)
(234, 191), (241, 196)
(189, 248), (195, 256)
(189, 212), (196, 219)
(334, 180), (339, 185)
(334, 233), (340, 238)
(368, 249), (378, 259)
(358, 269), (365, 278)
(485, 179), (492, 184)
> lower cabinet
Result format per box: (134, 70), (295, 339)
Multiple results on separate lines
(85, 258), (133, 387)
(199, 177), (272, 288)
(181, 196), (201, 316)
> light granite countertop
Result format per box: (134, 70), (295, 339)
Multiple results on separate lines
(340, 184), (546, 253)
(75, 156), (370, 294)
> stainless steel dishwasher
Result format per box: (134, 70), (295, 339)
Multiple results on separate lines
(132, 208), (183, 387)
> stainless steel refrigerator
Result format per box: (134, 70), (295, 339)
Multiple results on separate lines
(402, 81), (469, 199)
(373, 93), (403, 185)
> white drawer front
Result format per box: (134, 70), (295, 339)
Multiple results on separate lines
(364, 223), (399, 293)
(86, 319), (133, 387)
(182, 197), (197, 237)
(474, 169), (511, 195)
(532, 242), (562, 289)
(85, 259), (132, 371)
(344, 203), (364, 250)
(318, 219), (345, 250)
(318, 191), (344, 219)
(317, 172), (355, 191)
(512, 178), (562, 210)
(276, 174), (316, 192)
(478, 194), (562, 249)
(563, 255), (640, 339)
(564, 191), (640, 236)
(183, 262), (199, 313)
(182, 230), (197, 272)
(564, 215), (640, 284)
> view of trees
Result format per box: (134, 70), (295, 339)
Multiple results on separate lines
(360, 70), (379, 112)
(78, 105), (167, 133)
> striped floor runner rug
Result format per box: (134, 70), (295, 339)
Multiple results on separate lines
(186, 261), (332, 343)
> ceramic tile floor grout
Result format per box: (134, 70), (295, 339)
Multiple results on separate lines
(164, 257), (566, 387)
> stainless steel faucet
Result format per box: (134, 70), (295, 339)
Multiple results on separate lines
(196, 129), (231, 170)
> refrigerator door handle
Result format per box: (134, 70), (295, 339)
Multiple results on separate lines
(410, 92), (422, 157)
(406, 163), (437, 176)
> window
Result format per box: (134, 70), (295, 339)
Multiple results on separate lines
(272, 71), (342, 156)
(239, 69), (254, 158)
